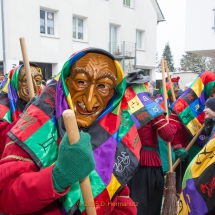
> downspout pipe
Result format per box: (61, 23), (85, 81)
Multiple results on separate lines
(1, 0), (6, 74)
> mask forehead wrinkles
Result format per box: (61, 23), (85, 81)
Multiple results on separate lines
(73, 53), (117, 80)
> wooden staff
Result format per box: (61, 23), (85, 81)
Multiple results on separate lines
(19, 37), (34, 100)
(62, 110), (97, 215)
(172, 124), (205, 171)
(161, 58), (173, 171)
(161, 58), (177, 215)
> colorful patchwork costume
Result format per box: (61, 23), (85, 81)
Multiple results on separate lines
(125, 71), (178, 215)
(0, 48), (141, 215)
(0, 64), (43, 158)
(171, 71), (215, 215)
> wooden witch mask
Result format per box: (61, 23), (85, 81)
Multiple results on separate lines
(18, 66), (43, 102)
(66, 53), (117, 127)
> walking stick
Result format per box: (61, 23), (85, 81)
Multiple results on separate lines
(62, 110), (97, 215)
(172, 124), (205, 171)
(161, 58), (177, 215)
(19, 37), (34, 100)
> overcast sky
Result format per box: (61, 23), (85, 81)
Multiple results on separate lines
(156, 0), (186, 69)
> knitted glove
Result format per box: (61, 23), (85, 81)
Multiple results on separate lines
(174, 147), (188, 161)
(52, 132), (95, 192)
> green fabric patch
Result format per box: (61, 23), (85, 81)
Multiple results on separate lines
(132, 84), (147, 94)
(118, 110), (134, 139)
(3, 109), (12, 123)
(62, 170), (106, 212)
(24, 120), (58, 167)
(179, 106), (195, 125)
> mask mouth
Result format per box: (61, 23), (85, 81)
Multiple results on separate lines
(75, 101), (100, 115)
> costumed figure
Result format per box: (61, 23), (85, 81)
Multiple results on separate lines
(171, 76), (183, 98)
(0, 48), (142, 215)
(179, 97), (215, 215)
(148, 80), (158, 100)
(155, 81), (186, 174)
(171, 71), (215, 195)
(125, 69), (180, 215)
(0, 63), (43, 158)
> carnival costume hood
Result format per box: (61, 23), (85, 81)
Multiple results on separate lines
(125, 69), (164, 129)
(8, 48), (141, 214)
(0, 64), (43, 123)
(172, 71), (215, 136)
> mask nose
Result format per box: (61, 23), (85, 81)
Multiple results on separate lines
(32, 77), (39, 95)
(84, 84), (97, 111)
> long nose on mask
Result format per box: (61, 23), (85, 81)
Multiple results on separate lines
(32, 76), (39, 95)
(84, 84), (97, 111)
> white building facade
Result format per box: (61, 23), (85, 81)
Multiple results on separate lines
(185, 0), (215, 59)
(0, 0), (164, 80)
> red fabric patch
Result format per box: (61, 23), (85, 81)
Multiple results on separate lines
(200, 71), (215, 85)
(0, 104), (10, 118)
(99, 113), (120, 135)
(121, 96), (128, 110)
(12, 109), (21, 122)
(174, 98), (188, 114)
(196, 111), (205, 125)
(82, 188), (111, 215)
(11, 105), (50, 142)
(124, 87), (136, 102)
(122, 124), (141, 160)
(57, 137), (61, 146)
(8, 66), (19, 79)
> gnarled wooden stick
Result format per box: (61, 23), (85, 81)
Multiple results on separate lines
(19, 37), (34, 100)
(161, 58), (173, 172)
(62, 110), (97, 215)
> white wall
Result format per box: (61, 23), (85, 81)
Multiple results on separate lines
(0, 0), (160, 76)
(185, 0), (215, 52)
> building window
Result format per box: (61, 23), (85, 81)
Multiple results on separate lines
(40, 10), (54, 35)
(110, 25), (119, 55)
(136, 30), (145, 50)
(73, 17), (84, 40)
(123, 0), (130, 7)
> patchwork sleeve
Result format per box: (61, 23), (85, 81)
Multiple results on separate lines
(0, 137), (68, 214)
(152, 114), (177, 142)
(169, 111), (189, 148)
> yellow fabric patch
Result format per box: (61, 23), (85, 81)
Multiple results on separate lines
(191, 78), (204, 97)
(114, 60), (124, 86)
(106, 174), (121, 199)
(67, 94), (74, 110)
(179, 192), (190, 215)
(190, 138), (215, 178)
(127, 96), (144, 113)
(54, 73), (60, 81)
(186, 118), (202, 136)
(2, 78), (10, 94)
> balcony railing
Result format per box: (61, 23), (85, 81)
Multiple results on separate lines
(109, 41), (136, 73)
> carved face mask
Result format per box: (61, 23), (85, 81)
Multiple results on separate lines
(66, 53), (117, 127)
(18, 66), (43, 102)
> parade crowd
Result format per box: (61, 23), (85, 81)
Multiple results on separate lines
(0, 48), (214, 215)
